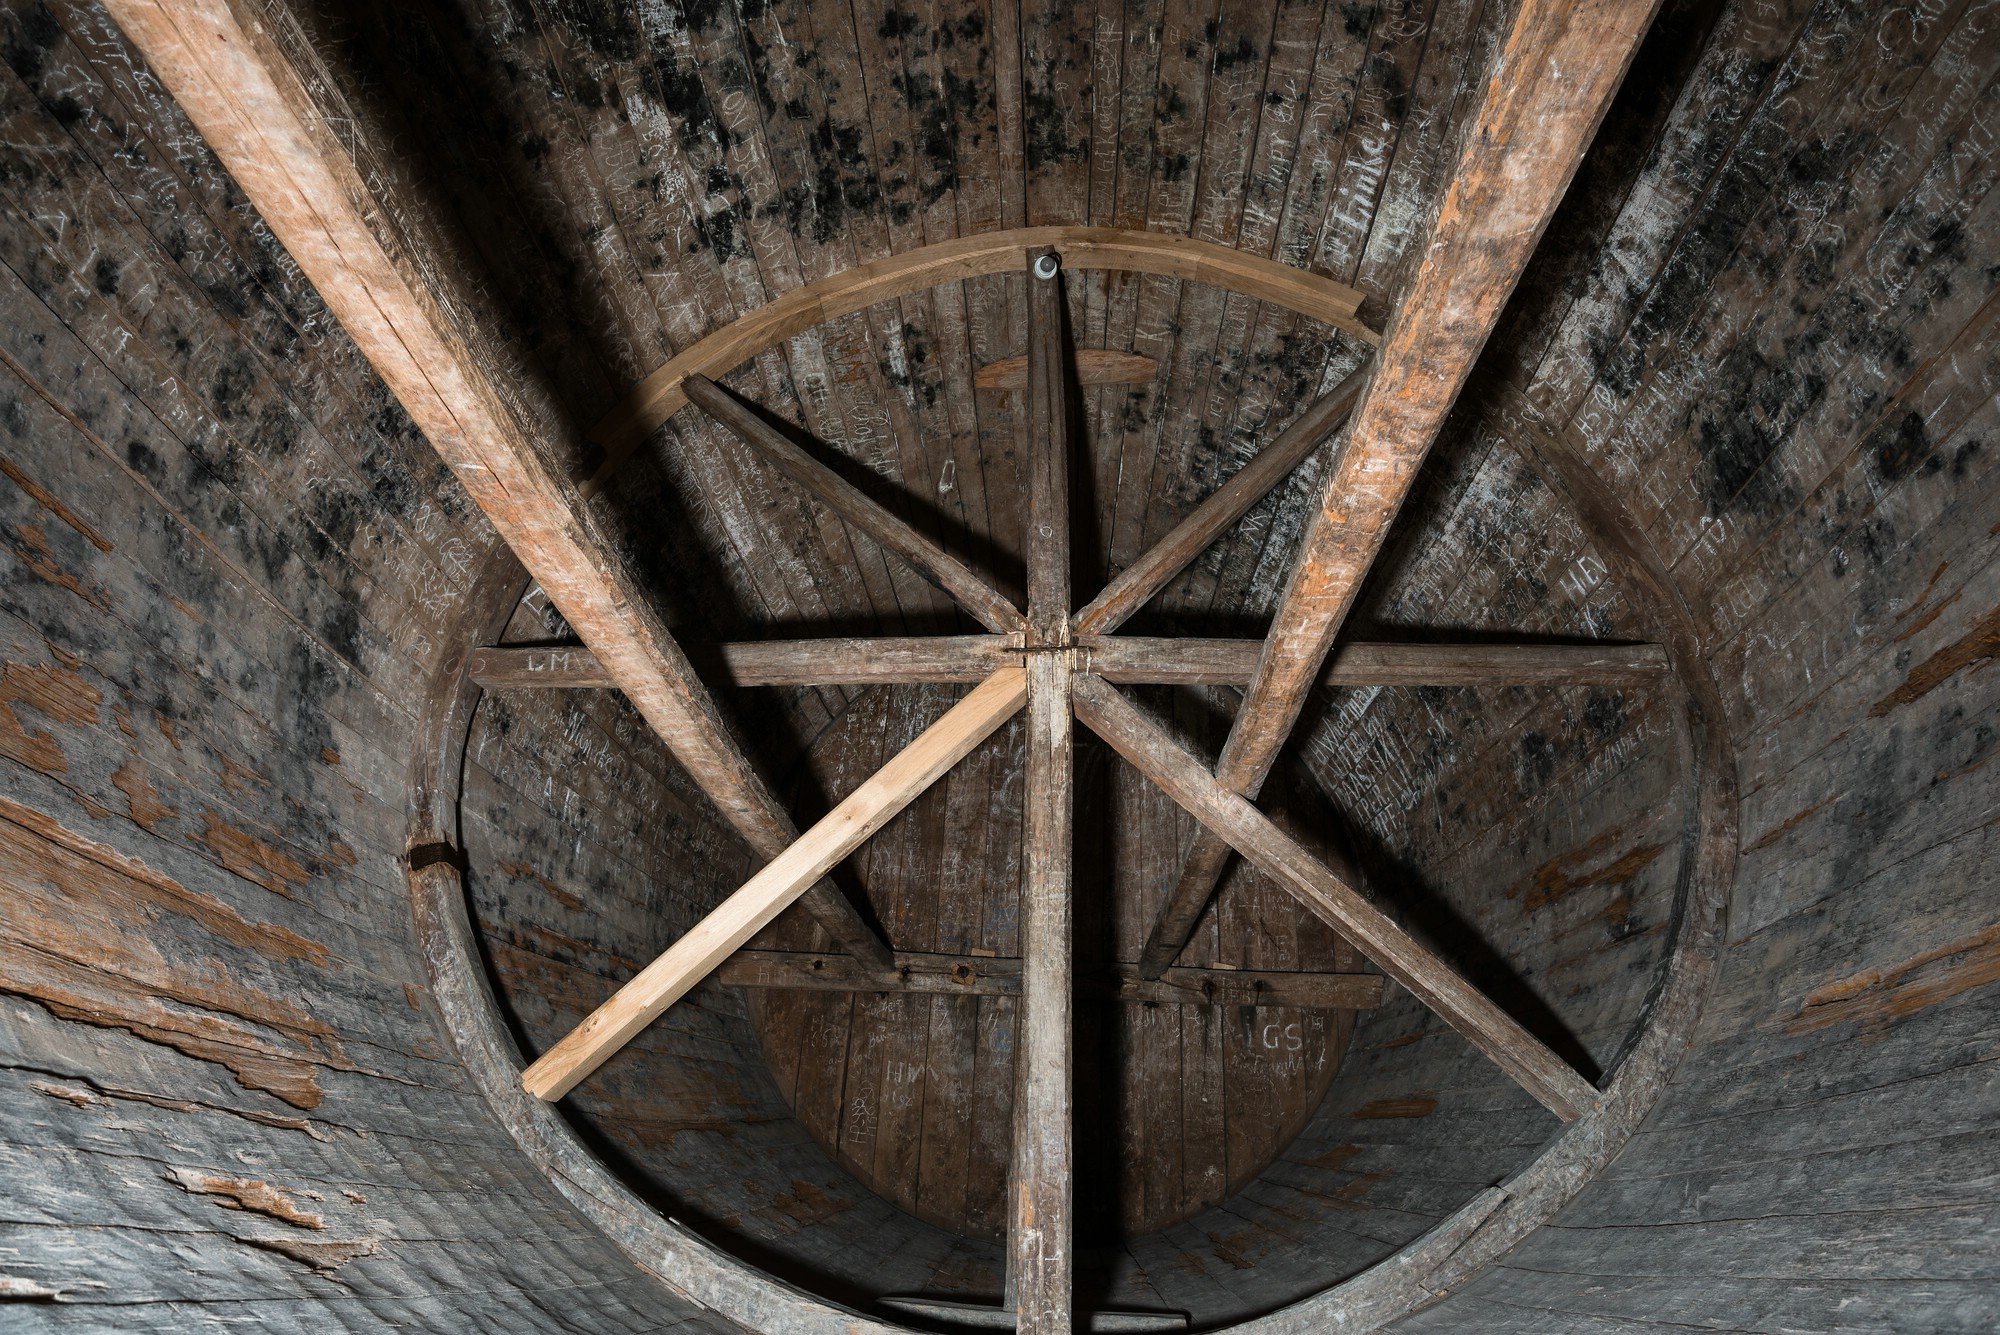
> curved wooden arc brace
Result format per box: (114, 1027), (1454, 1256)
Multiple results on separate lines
(584, 226), (1378, 491)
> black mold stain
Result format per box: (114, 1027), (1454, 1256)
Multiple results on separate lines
(1517, 731), (1558, 791)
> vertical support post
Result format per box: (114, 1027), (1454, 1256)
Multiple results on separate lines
(1014, 650), (1075, 1330)
(1009, 248), (1074, 1333)
(1025, 250), (1072, 645)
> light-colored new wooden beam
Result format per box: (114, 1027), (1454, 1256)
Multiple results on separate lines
(714, 950), (1386, 1010)
(522, 667), (1028, 1101)
(1072, 673), (1598, 1122)
(1138, 0), (1664, 980)
(102, 0), (895, 973)
(1073, 364), (1369, 636)
(684, 375), (1025, 634)
(468, 636), (1669, 691)
(1010, 251), (1075, 1334)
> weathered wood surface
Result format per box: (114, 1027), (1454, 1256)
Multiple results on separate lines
(7, 0), (1997, 1330)
(522, 667), (1027, 1101)
(1141, 0), (1667, 981)
(588, 226), (1377, 478)
(470, 637), (1670, 691)
(99, 0), (901, 975)
(976, 350), (1157, 392)
(1075, 365), (1368, 636)
(1011, 651), (1075, 1331)
(717, 950), (1384, 1011)
(1008, 251), (1075, 1331)
(744, 686), (1359, 1241)
(1074, 673), (1600, 1123)
(685, 373), (1024, 634)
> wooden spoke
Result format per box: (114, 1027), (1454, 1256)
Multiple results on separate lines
(102, 0), (895, 975)
(467, 635), (1017, 689)
(469, 636), (1670, 691)
(1088, 637), (1670, 686)
(714, 950), (1385, 1010)
(1136, 0), (1663, 980)
(1010, 249), (1076, 1333)
(684, 375), (1025, 634)
(1073, 364), (1369, 636)
(1072, 674), (1599, 1122)
(521, 666), (1028, 1102)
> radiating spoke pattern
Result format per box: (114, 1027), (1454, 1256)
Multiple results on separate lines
(108, 0), (1663, 1325)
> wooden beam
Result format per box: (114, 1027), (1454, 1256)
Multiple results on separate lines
(1137, 0), (1663, 979)
(714, 950), (1386, 1010)
(1024, 252), (1073, 647)
(1014, 649), (1075, 1331)
(467, 635), (1016, 689)
(468, 637), (1670, 691)
(1073, 365), (1368, 636)
(683, 375), (1025, 634)
(976, 350), (1156, 391)
(102, 0), (896, 974)
(521, 667), (1028, 1102)
(585, 226), (1377, 484)
(1072, 673), (1598, 1122)
(1087, 638), (1671, 687)
(1011, 250), (1075, 1333)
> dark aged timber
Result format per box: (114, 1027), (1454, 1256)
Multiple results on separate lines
(3, 0), (1992, 1331)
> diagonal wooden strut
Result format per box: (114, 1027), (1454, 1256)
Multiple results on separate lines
(1009, 249), (1075, 1334)
(1137, 0), (1665, 980)
(521, 666), (1028, 1102)
(100, 0), (894, 974)
(685, 375), (1026, 634)
(1072, 673), (1597, 1122)
(1073, 363), (1370, 637)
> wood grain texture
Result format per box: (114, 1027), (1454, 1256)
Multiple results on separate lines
(976, 350), (1157, 391)
(1075, 365), (1369, 636)
(717, 950), (1382, 1010)
(521, 666), (1026, 1100)
(469, 638), (1668, 691)
(1074, 673), (1599, 1122)
(1140, 0), (1666, 979)
(1012, 650), (1075, 1331)
(98, 0), (897, 972)
(685, 374), (1024, 634)
(587, 226), (1378, 483)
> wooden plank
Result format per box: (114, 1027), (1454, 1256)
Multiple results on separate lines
(1074, 365), (1370, 635)
(1025, 251), (1073, 647)
(1012, 650), (1075, 1332)
(682, 374), (1024, 635)
(96, 0), (899, 975)
(1087, 639), (1671, 687)
(468, 637), (1669, 691)
(1137, 0), (1665, 979)
(1011, 249), (1074, 1332)
(585, 225), (1378, 483)
(975, 350), (1158, 392)
(713, 951), (1384, 1010)
(520, 667), (1028, 1101)
(1071, 673), (1599, 1123)
(468, 636), (1013, 689)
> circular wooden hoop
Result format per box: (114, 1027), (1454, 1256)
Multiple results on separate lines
(582, 225), (1377, 492)
(405, 240), (1732, 1333)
